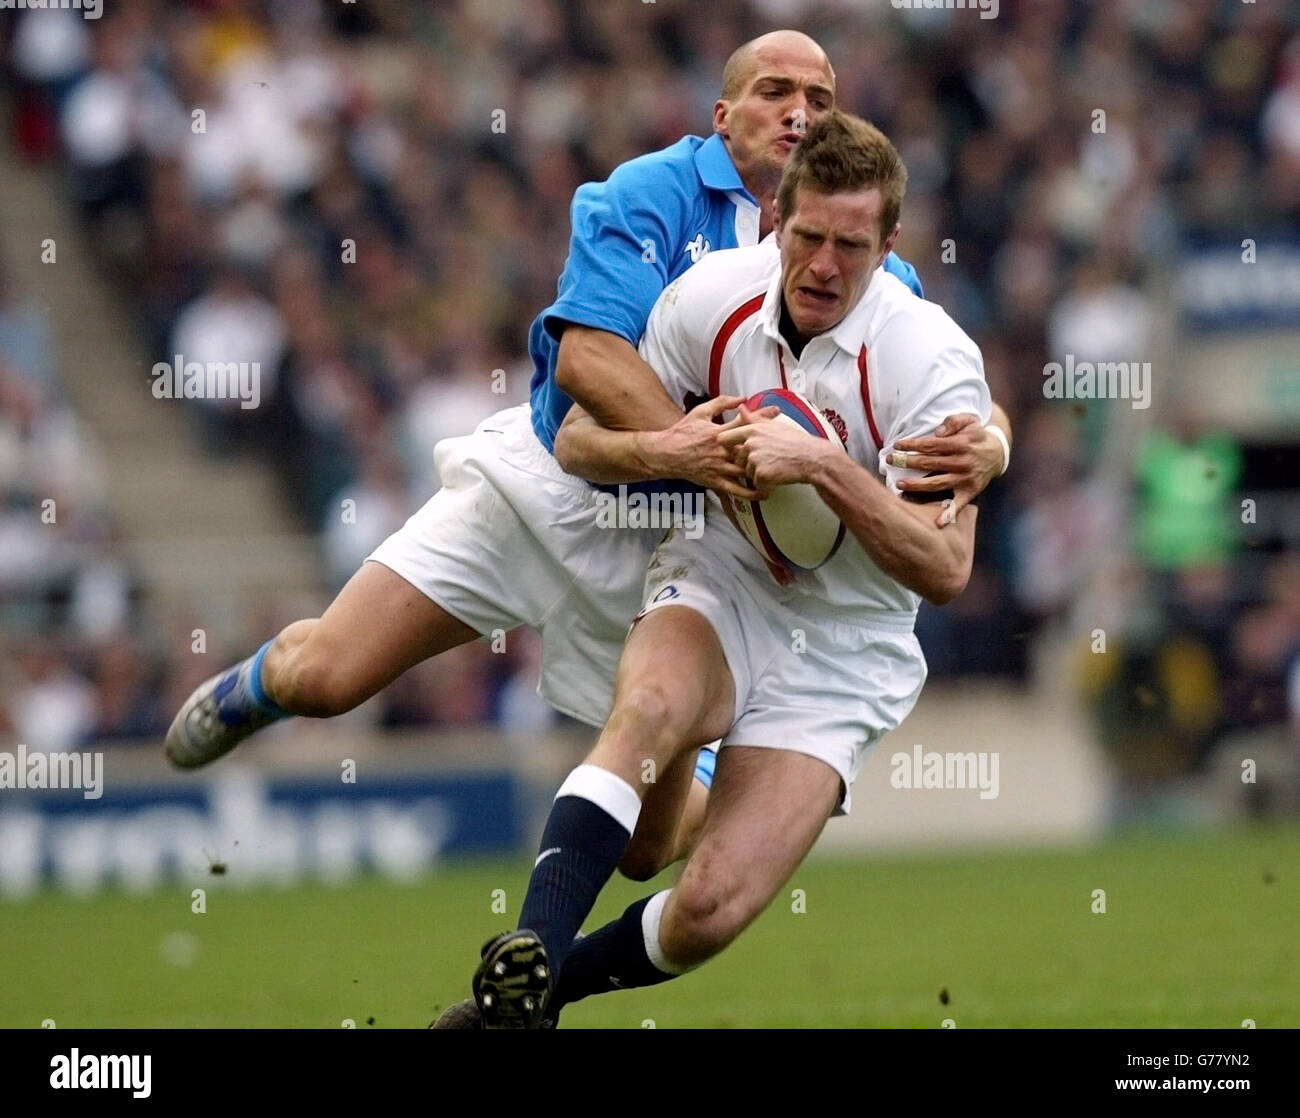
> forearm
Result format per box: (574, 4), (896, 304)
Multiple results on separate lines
(557, 398), (758, 497)
(554, 410), (663, 484)
(891, 401), (1013, 517)
(812, 454), (974, 604)
(555, 326), (684, 432)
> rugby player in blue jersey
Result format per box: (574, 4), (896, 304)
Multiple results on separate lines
(165, 31), (1012, 893)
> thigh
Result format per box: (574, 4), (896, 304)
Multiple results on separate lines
(671, 745), (841, 924)
(591, 605), (737, 763)
(304, 560), (481, 690)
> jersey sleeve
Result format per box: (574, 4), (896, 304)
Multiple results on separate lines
(541, 161), (691, 347)
(873, 320), (991, 495)
(637, 274), (711, 409)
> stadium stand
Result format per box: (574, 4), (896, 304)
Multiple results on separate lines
(2, 1), (1296, 806)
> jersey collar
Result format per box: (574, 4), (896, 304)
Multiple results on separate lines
(758, 264), (887, 357)
(695, 134), (756, 203)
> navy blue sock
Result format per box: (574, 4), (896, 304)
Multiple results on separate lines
(552, 895), (677, 1010)
(517, 792), (632, 977)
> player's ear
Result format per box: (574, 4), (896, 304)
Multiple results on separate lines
(879, 222), (901, 264)
(713, 100), (729, 136)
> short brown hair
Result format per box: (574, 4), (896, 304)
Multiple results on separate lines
(775, 110), (907, 240)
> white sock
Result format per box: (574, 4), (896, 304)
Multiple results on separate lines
(642, 888), (699, 975)
(554, 764), (642, 834)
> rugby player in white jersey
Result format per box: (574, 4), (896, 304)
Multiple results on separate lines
(166, 33), (1010, 894)
(463, 110), (989, 1028)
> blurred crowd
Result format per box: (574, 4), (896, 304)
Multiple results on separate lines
(2, 0), (1297, 777)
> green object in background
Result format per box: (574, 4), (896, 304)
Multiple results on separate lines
(1135, 430), (1243, 569)
(1, 824), (1295, 1028)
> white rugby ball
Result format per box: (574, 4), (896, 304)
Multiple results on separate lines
(725, 388), (846, 572)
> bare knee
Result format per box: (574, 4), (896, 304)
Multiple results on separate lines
(269, 625), (372, 717)
(658, 872), (752, 967)
(607, 683), (679, 744)
(618, 838), (672, 882)
(605, 684), (721, 768)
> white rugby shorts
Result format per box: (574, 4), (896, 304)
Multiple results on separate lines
(367, 404), (664, 724)
(636, 510), (927, 813)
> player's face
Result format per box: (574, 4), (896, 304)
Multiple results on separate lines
(715, 47), (835, 189)
(776, 186), (900, 337)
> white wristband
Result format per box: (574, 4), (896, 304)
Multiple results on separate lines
(987, 424), (1010, 476)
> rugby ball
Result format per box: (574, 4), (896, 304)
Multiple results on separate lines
(725, 388), (846, 572)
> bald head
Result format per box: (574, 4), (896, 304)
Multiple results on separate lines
(721, 30), (835, 101)
(713, 30), (838, 209)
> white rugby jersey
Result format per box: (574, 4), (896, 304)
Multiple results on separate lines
(639, 241), (991, 619)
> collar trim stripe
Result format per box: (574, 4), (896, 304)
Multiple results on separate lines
(858, 345), (884, 451)
(708, 293), (766, 398)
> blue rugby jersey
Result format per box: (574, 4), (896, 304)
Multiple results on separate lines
(528, 132), (923, 454)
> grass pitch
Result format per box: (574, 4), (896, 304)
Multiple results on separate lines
(2, 822), (1296, 1028)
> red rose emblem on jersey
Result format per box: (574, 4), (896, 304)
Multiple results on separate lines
(821, 407), (849, 447)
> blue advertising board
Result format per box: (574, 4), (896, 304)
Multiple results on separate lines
(0, 762), (522, 897)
